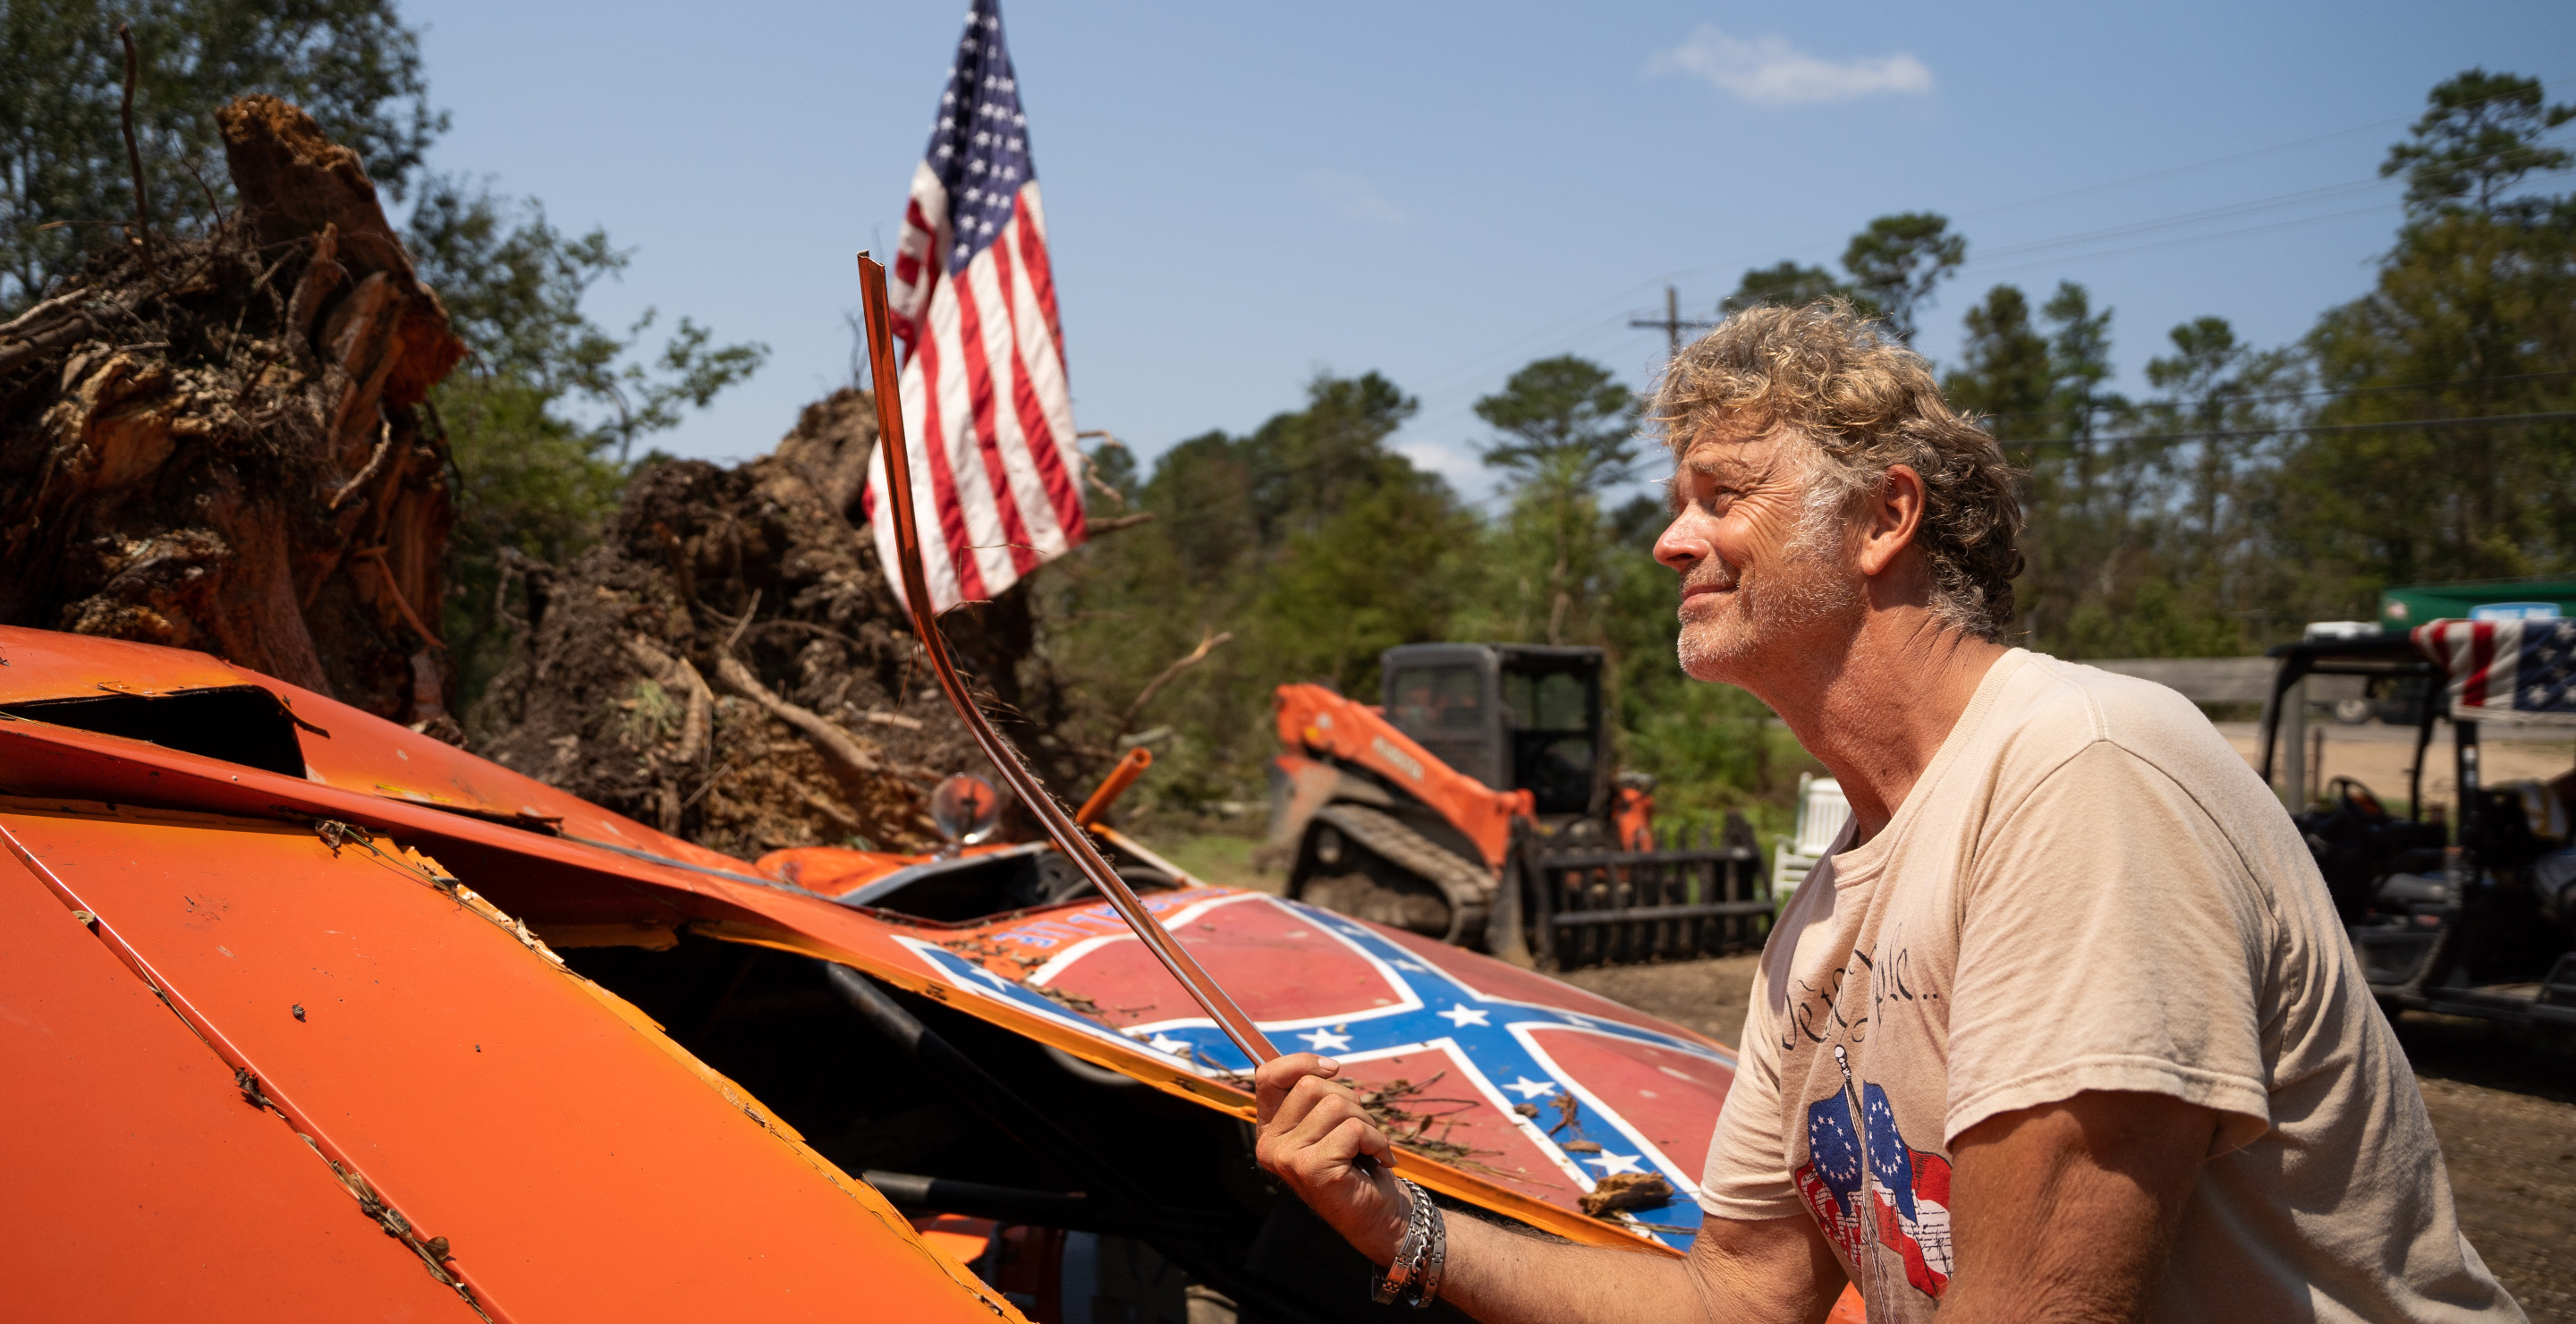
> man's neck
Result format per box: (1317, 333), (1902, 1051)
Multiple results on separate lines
(1753, 609), (2008, 847)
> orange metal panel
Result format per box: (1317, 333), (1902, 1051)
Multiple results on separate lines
(0, 624), (755, 883)
(0, 627), (253, 702)
(0, 802), (1018, 1324)
(0, 846), (475, 1320)
(1269, 682), (1530, 869)
(0, 719), (774, 932)
(0, 698), (1703, 1256)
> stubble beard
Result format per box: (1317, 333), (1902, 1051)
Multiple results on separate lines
(1674, 520), (1864, 684)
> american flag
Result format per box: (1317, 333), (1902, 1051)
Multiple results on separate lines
(867, 0), (1086, 612)
(2414, 617), (2576, 725)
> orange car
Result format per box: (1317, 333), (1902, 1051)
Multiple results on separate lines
(0, 624), (1861, 1322)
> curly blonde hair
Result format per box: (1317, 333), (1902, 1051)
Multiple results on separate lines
(1651, 300), (2023, 641)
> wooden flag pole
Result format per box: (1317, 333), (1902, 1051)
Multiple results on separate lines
(855, 252), (1279, 1068)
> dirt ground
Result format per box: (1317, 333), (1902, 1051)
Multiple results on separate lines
(2214, 719), (2576, 806)
(1557, 955), (2576, 1321)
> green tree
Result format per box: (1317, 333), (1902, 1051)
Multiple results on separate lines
(1241, 370), (1420, 544)
(408, 179), (767, 465)
(2125, 318), (2301, 654)
(1720, 213), (1966, 338)
(412, 182), (767, 700)
(1942, 284), (2054, 439)
(1254, 473), (1483, 695)
(2379, 69), (2573, 216)
(1722, 259), (1846, 314)
(1472, 355), (1639, 644)
(0, 0), (441, 308)
(1840, 211), (1965, 342)
(1039, 372), (1483, 811)
(2275, 71), (2576, 612)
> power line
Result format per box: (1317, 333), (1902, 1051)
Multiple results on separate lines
(1412, 155), (2572, 437)
(1967, 161), (2573, 273)
(1956, 66), (2576, 221)
(1384, 96), (2576, 465)
(1973, 174), (2401, 262)
(1964, 199), (2406, 278)
(1999, 409), (2576, 450)
(1979, 369), (2576, 426)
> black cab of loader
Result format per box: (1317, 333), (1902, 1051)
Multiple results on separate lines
(1380, 643), (1605, 820)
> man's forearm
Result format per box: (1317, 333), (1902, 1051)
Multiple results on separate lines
(1429, 1211), (1838, 1324)
(1433, 1216), (1703, 1323)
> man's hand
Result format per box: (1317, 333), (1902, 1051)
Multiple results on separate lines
(1252, 1052), (1411, 1263)
(1255, 1052), (1845, 1324)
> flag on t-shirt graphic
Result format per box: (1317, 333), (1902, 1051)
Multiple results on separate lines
(1794, 1082), (1955, 1300)
(865, 0), (1086, 613)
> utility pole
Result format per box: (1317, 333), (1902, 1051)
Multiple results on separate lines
(1630, 284), (1716, 362)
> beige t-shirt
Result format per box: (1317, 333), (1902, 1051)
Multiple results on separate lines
(1699, 649), (2521, 1322)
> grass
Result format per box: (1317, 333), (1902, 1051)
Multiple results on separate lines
(1130, 828), (1275, 892)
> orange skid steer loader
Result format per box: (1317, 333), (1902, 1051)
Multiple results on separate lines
(1261, 644), (1659, 953)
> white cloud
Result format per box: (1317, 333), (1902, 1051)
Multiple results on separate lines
(1647, 25), (1933, 106)
(1309, 170), (1408, 225)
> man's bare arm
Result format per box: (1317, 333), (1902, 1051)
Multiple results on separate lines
(1937, 1089), (2218, 1321)
(1252, 1053), (1845, 1324)
(1434, 1208), (1845, 1324)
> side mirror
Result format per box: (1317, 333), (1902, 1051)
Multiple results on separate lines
(930, 773), (1004, 845)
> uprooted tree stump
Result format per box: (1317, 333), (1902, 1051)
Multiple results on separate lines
(470, 388), (1094, 861)
(0, 94), (465, 726)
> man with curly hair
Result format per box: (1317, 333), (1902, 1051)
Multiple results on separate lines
(1253, 302), (2522, 1321)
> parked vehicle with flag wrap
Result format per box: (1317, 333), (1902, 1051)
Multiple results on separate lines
(2260, 617), (2576, 1033)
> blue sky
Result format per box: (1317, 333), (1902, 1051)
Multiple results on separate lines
(407, 1), (2575, 502)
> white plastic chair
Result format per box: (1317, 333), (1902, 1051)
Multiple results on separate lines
(1771, 774), (1849, 896)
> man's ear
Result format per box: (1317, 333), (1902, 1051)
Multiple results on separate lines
(1856, 464), (1927, 578)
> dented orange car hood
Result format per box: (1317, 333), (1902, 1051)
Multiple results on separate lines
(0, 624), (1740, 1317)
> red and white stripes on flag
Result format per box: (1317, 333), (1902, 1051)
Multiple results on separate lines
(2412, 616), (2576, 725)
(865, 0), (1085, 613)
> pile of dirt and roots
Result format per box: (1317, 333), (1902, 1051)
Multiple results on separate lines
(470, 388), (1097, 861)
(0, 91), (1097, 861)
(0, 95), (465, 726)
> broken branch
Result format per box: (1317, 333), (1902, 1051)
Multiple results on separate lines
(328, 419), (394, 509)
(624, 636), (713, 766)
(713, 650), (884, 779)
(116, 25), (157, 286)
(1117, 630), (1233, 736)
(358, 547), (443, 649)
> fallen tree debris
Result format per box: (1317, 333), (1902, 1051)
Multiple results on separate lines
(0, 95), (465, 726)
(1579, 1173), (1677, 1218)
(470, 389), (1085, 860)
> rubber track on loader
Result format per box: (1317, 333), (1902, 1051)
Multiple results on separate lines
(1312, 802), (1497, 947)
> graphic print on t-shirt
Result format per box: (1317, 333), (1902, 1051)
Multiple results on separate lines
(1792, 1046), (1954, 1301)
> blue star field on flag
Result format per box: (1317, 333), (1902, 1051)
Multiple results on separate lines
(925, 0), (1033, 274)
(2418, 616), (2576, 725)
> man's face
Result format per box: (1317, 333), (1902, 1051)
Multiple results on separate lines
(1653, 423), (1864, 683)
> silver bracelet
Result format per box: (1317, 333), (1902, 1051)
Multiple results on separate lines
(1371, 1177), (1432, 1304)
(1408, 1184), (1447, 1311)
